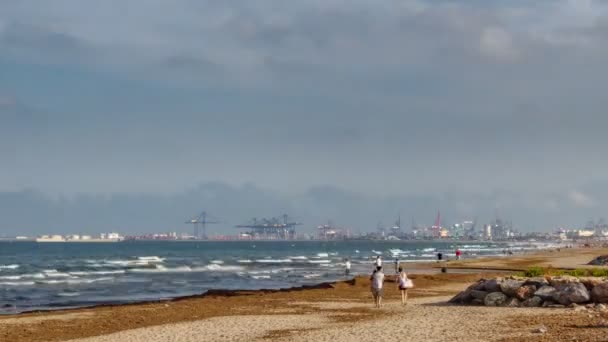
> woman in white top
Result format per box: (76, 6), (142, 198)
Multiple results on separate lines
(370, 266), (385, 308)
(397, 267), (413, 306)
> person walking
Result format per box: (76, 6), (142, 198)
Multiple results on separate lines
(344, 258), (351, 276)
(370, 266), (385, 308)
(397, 267), (413, 306)
(374, 255), (382, 268)
(455, 249), (462, 260)
(394, 258), (400, 274)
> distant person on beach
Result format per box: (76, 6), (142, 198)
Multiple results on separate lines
(455, 249), (462, 260)
(344, 259), (351, 276)
(437, 252), (443, 262)
(374, 255), (382, 268)
(370, 266), (385, 308)
(397, 267), (413, 306)
(394, 258), (399, 274)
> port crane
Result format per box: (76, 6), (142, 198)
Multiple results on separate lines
(235, 214), (302, 240)
(185, 211), (219, 240)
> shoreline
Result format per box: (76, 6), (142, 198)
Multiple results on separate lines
(2, 247), (608, 341)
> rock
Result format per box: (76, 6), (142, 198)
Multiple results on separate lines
(471, 299), (484, 306)
(500, 279), (525, 297)
(472, 280), (487, 291)
(579, 277), (605, 290)
(484, 278), (502, 292)
(586, 303), (596, 309)
(515, 285), (537, 300)
(505, 297), (521, 307)
(525, 277), (549, 288)
(532, 325), (547, 334)
(554, 283), (590, 305)
(522, 296), (543, 307)
(470, 290), (489, 300)
(596, 303), (608, 312)
(546, 304), (566, 308)
(484, 292), (508, 306)
(542, 300), (556, 307)
(535, 286), (558, 300)
(591, 282), (608, 303)
(588, 255), (608, 266)
(572, 305), (587, 312)
(549, 275), (579, 288)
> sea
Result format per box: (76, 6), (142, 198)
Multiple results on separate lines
(0, 240), (557, 314)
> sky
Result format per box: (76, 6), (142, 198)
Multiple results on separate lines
(2, 0), (608, 235)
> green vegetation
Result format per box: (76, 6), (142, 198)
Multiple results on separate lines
(523, 267), (608, 277)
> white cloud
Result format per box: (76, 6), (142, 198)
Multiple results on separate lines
(569, 190), (595, 208)
(479, 27), (519, 62)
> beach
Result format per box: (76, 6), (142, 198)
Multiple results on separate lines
(2, 247), (608, 342)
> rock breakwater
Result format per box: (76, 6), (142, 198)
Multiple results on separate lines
(450, 275), (608, 308)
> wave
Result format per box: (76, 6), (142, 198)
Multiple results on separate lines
(0, 281), (35, 286)
(56, 292), (81, 297)
(210, 260), (224, 264)
(69, 270), (126, 276)
(237, 260), (253, 263)
(197, 264), (245, 272)
(255, 259), (292, 263)
(308, 260), (331, 264)
(251, 275), (271, 279)
(137, 256), (165, 263)
(44, 270), (71, 278)
(0, 264), (20, 270)
(288, 256), (308, 260)
(316, 253), (329, 258)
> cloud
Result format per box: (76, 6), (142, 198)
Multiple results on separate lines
(569, 190), (595, 208)
(479, 27), (519, 62)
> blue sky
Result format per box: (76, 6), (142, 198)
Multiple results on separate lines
(2, 0), (608, 233)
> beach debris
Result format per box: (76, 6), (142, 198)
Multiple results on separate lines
(532, 325), (547, 334)
(484, 292), (507, 306)
(588, 255), (608, 266)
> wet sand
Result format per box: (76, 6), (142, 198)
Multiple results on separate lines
(2, 247), (608, 342)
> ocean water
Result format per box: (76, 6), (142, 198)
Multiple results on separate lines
(0, 240), (554, 314)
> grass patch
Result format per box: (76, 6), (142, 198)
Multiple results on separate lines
(524, 267), (608, 277)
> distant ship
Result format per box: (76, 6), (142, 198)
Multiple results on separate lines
(36, 233), (124, 243)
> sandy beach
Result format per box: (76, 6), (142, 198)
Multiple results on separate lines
(2, 247), (608, 342)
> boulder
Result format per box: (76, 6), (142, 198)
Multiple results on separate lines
(554, 283), (590, 305)
(500, 279), (525, 297)
(515, 285), (537, 300)
(591, 282), (608, 303)
(471, 299), (484, 306)
(483, 278), (503, 292)
(542, 300), (556, 308)
(522, 296), (543, 307)
(472, 280), (487, 291)
(525, 277), (549, 288)
(549, 275), (579, 288)
(470, 290), (489, 300)
(579, 277), (605, 290)
(485, 292), (508, 306)
(449, 281), (483, 304)
(505, 297), (521, 307)
(588, 255), (608, 266)
(596, 304), (608, 312)
(534, 286), (558, 301)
